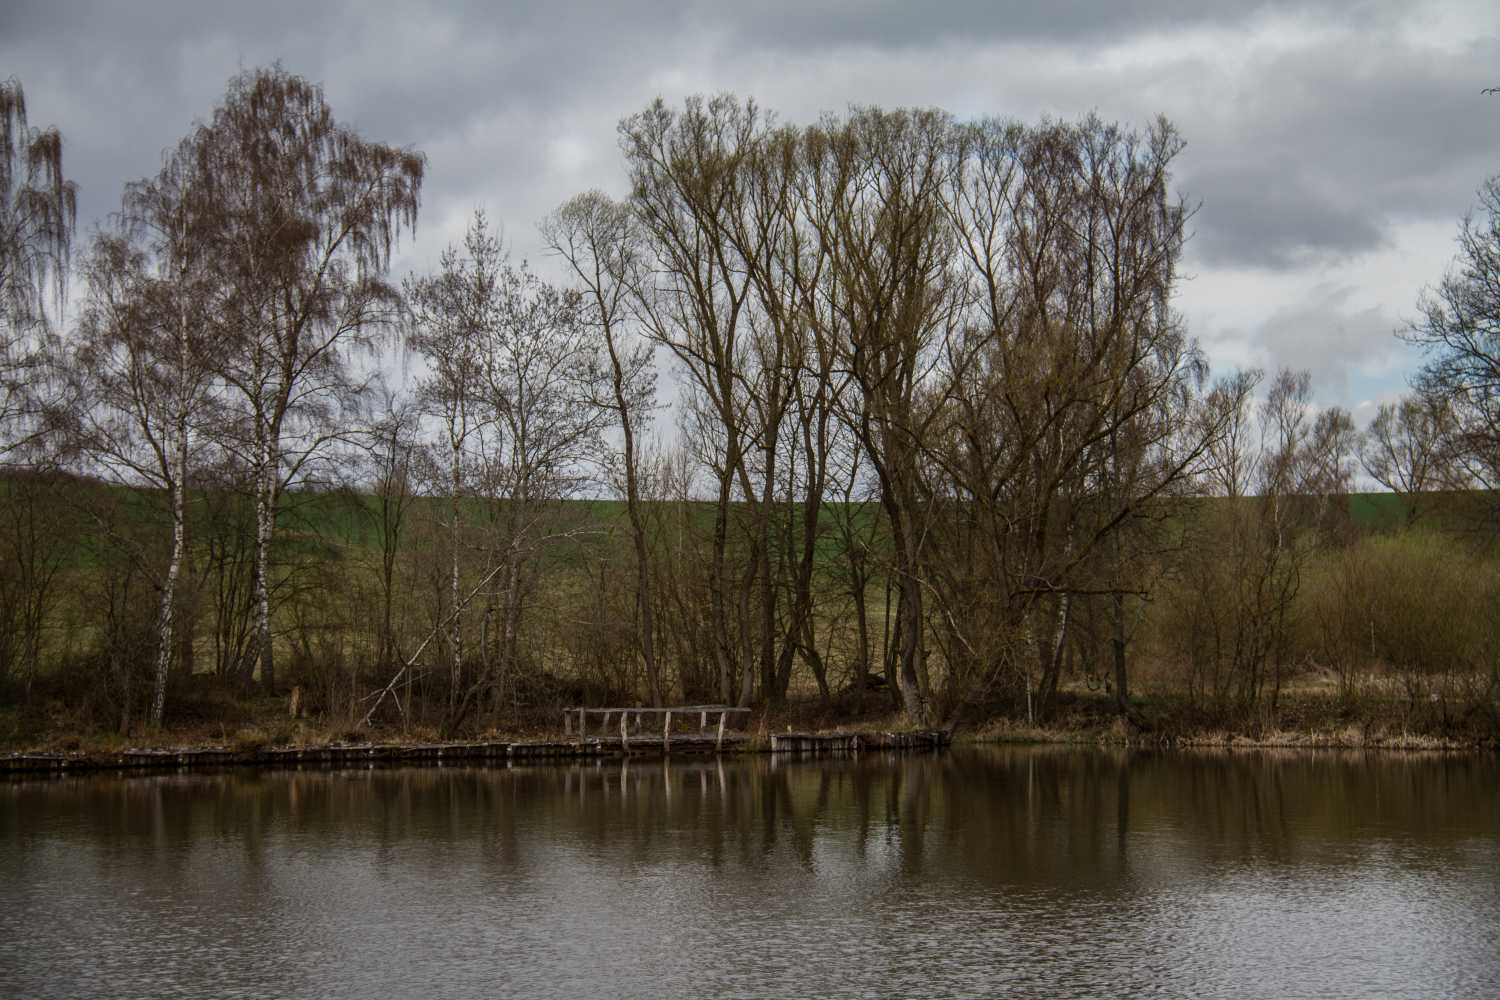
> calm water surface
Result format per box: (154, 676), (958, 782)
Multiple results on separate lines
(3, 747), (1498, 999)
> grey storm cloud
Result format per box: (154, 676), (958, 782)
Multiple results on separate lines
(2, 0), (1498, 407)
(1179, 32), (1500, 270)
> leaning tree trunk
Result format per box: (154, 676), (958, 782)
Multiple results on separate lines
(149, 297), (192, 729)
(149, 438), (185, 728)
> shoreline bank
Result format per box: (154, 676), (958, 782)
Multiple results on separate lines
(6, 722), (1493, 775)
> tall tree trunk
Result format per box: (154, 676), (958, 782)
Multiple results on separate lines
(150, 296), (192, 728)
(149, 436), (185, 728)
(1111, 589), (1131, 719)
(883, 501), (929, 725)
(896, 569), (929, 724)
(252, 423), (276, 694)
(176, 535), (196, 680)
(756, 439), (778, 703)
(449, 432), (463, 711)
(851, 559), (870, 693)
(1036, 591), (1070, 717)
(619, 403), (659, 707)
(710, 470), (734, 704)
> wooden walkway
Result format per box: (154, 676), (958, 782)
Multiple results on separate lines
(564, 705), (752, 751)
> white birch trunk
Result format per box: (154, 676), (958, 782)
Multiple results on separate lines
(150, 481), (182, 728)
(449, 431), (463, 705)
(253, 415), (275, 692)
(149, 276), (191, 728)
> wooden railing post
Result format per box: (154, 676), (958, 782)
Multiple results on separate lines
(663, 710), (672, 753)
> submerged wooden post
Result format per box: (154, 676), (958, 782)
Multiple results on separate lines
(663, 710), (673, 753)
(716, 710), (727, 751)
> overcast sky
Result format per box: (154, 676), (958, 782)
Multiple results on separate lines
(5, 0), (1499, 419)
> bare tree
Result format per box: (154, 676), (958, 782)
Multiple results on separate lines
(69, 132), (230, 727)
(810, 107), (959, 726)
(404, 210), (499, 707)
(1360, 394), (1454, 526)
(361, 389), (420, 720)
(621, 96), (765, 705)
(197, 66), (424, 694)
(1177, 369), (1333, 711)
(916, 115), (1213, 723)
(444, 252), (611, 735)
(73, 237), (204, 725)
(542, 192), (662, 705)
(1, 76), (75, 464)
(1404, 177), (1500, 503)
(1201, 369), (1263, 498)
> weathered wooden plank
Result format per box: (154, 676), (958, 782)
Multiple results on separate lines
(769, 732), (863, 754)
(562, 705), (752, 716)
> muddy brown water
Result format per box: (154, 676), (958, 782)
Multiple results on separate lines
(3, 747), (1498, 999)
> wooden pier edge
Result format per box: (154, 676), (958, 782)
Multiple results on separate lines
(2, 727), (951, 774)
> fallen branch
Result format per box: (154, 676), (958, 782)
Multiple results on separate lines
(362, 522), (609, 729)
(359, 561), (508, 728)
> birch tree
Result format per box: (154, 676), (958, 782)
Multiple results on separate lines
(198, 66), (424, 693)
(1, 76), (75, 463)
(74, 181), (215, 728)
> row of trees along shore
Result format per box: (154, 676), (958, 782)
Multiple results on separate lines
(3, 67), (1499, 740)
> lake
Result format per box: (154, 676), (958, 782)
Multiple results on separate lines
(3, 747), (1498, 998)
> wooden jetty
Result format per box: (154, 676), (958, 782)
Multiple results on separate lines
(563, 704), (751, 752)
